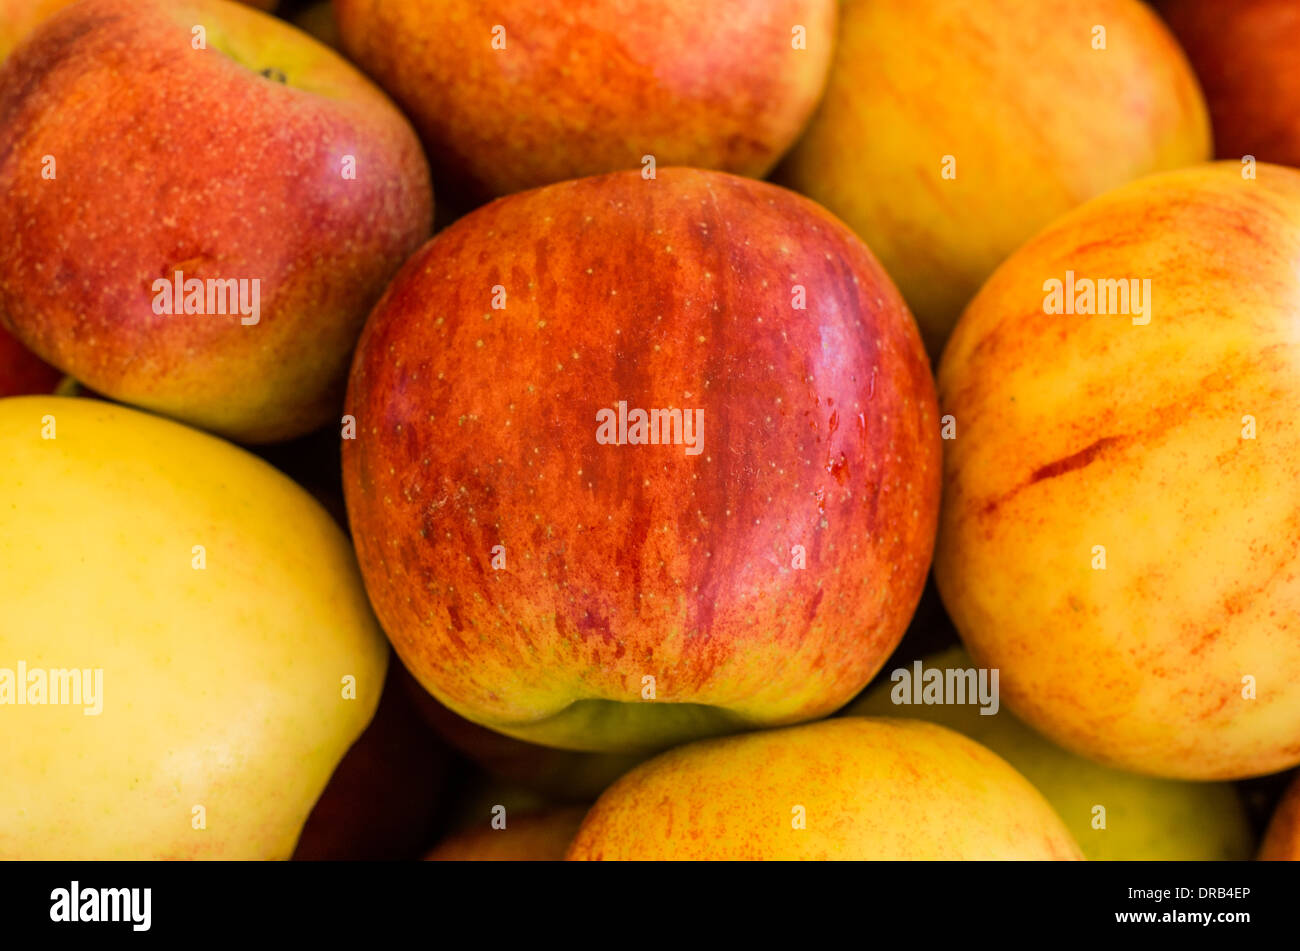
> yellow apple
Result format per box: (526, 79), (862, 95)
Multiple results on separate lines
(0, 396), (388, 858)
(936, 161), (1300, 780)
(778, 0), (1210, 355)
(566, 718), (1082, 859)
(846, 647), (1254, 860)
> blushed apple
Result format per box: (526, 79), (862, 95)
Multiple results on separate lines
(1157, 0), (1300, 168)
(333, 0), (836, 203)
(343, 167), (941, 754)
(936, 162), (1300, 780)
(566, 718), (1082, 859)
(0, 0), (431, 443)
(847, 646), (1254, 860)
(778, 0), (1209, 356)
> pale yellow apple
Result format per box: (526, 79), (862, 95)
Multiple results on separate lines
(0, 397), (388, 859)
(566, 718), (1082, 859)
(778, 0), (1210, 355)
(846, 647), (1254, 860)
(936, 161), (1300, 780)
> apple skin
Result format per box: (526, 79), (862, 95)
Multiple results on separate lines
(343, 167), (940, 755)
(292, 653), (449, 861)
(0, 0), (277, 61)
(332, 0), (836, 203)
(1157, 0), (1300, 168)
(846, 647), (1254, 860)
(0, 323), (60, 395)
(1260, 774), (1300, 860)
(565, 718), (1083, 859)
(777, 0), (1209, 356)
(935, 162), (1300, 781)
(0, 397), (389, 859)
(0, 0), (431, 443)
(425, 807), (588, 861)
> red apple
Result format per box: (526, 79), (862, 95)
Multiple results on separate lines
(333, 0), (836, 203)
(292, 652), (449, 861)
(343, 167), (941, 754)
(1158, 0), (1300, 167)
(0, 323), (60, 396)
(0, 0), (431, 443)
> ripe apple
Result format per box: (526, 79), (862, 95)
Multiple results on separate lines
(778, 0), (1210, 356)
(566, 718), (1083, 859)
(343, 167), (940, 754)
(426, 807), (588, 861)
(846, 647), (1254, 860)
(401, 665), (644, 801)
(0, 397), (389, 858)
(0, 0), (431, 443)
(0, 324), (61, 396)
(1260, 774), (1300, 860)
(936, 161), (1300, 780)
(1156, 0), (1300, 168)
(333, 0), (836, 203)
(292, 654), (449, 861)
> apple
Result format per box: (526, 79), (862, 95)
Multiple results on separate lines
(846, 646), (1254, 860)
(1260, 774), (1300, 860)
(402, 669), (645, 801)
(1, 0), (278, 61)
(566, 718), (1083, 859)
(333, 0), (836, 203)
(777, 0), (1209, 356)
(292, 652), (449, 861)
(0, 0), (431, 443)
(1156, 0), (1300, 168)
(343, 167), (941, 754)
(426, 806), (588, 861)
(0, 396), (389, 858)
(0, 324), (61, 396)
(936, 161), (1300, 780)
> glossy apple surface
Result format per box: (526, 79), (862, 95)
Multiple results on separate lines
(343, 168), (940, 754)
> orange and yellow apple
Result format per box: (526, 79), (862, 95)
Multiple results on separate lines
(936, 162), (1300, 780)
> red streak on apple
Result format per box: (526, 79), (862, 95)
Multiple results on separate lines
(343, 168), (940, 753)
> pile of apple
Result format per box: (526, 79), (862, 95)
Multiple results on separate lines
(1, 0), (1297, 862)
